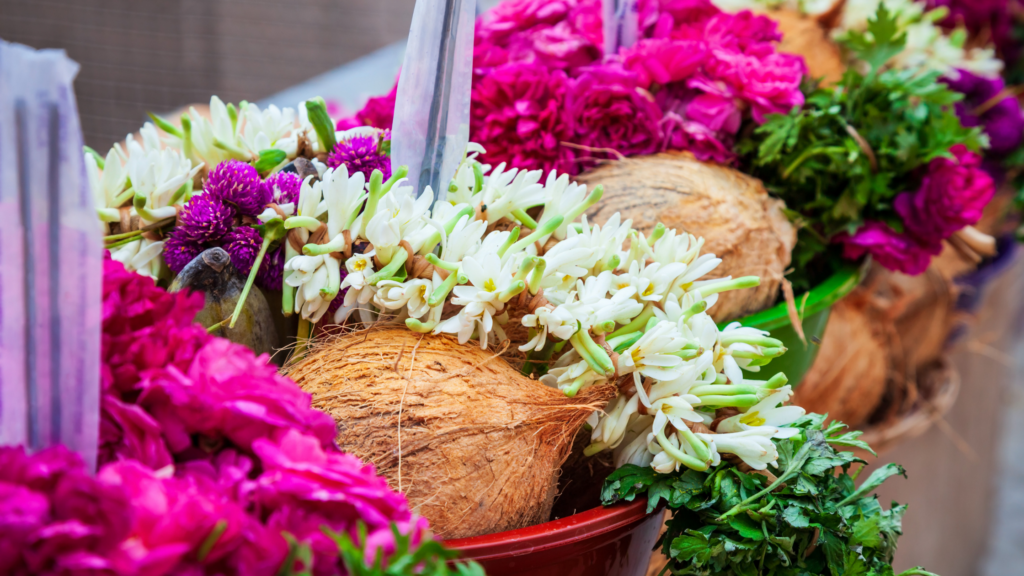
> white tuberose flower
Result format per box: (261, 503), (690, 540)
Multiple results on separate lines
(715, 385), (805, 438)
(697, 428), (779, 471)
(434, 254), (514, 348)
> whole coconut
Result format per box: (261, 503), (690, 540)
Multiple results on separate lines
(288, 328), (615, 538)
(580, 151), (796, 322)
(770, 9), (847, 86)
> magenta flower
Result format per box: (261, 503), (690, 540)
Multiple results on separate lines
(894, 145), (996, 244)
(177, 193), (235, 244)
(708, 47), (805, 123)
(0, 446), (132, 575)
(98, 461), (251, 575)
(221, 226), (263, 276)
(620, 38), (705, 88)
(943, 69), (1024, 155)
(138, 338), (336, 456)
(206, 160), (269, 217)
(163, 230), (206, 275)
(260, 172), (302, 206)
(568, 66), (664, 160)
(336, 83), (398, 132)
(99, 394), (173, 470)
(656, 84), (736, 163)
(326, 135), (392, 182)
(471, 62), (577, 173)
(836, 221), (940, 275)
(251, 430), (429, 572)
(101, 258), (210, 394)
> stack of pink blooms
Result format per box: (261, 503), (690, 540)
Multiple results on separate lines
(337, 0), (806, 175)
(0, 256), (427, 576)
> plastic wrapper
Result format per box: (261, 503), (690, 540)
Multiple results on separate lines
(0, 40), (102, 470)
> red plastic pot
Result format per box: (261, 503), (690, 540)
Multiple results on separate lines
(445, 499), (663, 576)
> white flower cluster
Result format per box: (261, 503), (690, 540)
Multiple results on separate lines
(87, 123), (202, 278)
(276, 141), (804, 475)
(86, 95), (359, 278)
(712, 0), (1003, 79)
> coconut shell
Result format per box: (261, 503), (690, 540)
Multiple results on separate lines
(580, 151), (796, 322)
(287, 328), (616, 538)
(770, 9), (847, 86)
(792, 293), (891, 426)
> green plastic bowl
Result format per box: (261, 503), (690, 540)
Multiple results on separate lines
(724, 265), (862, 387)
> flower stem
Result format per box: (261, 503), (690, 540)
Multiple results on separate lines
(698, 276), (760, 298)
(428, 272), (459, 307)
(367, 249), (408, 285)
(229, 235), (272, 328)
(656, 429), (709, 471)
(511, 208), (538, 229)
(696, 394), (760, 407)
(609, 304), (655, 339)
(562, 184), (604, 224)
(496, 227), (521, 258)
(508, 216), (563, 254)
(526, 259), (546, 294)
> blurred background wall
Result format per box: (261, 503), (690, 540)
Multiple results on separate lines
(0, 0), (415, 149)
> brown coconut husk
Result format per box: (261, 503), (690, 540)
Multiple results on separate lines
(286, 327), (616, 539)
(770, 9), (847, 85)
(580, 151), (796, 323)
(792, 290), (894, 426)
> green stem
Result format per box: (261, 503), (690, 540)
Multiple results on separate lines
(285, 216), (322, 230)
(305, 97), (337, 153)
(304, 235), (346, 256)
(425, 253), (460, 272)
(112, 186), (135, 208)
(511, 208), (538, 229)
(406, 317), (438, 333)
(609, 304), (655, 339)
(656, 429), (709, 471)
(690, 385), (759, 397)
(570, 330), (615, 376)
(147, 112), (183, 138)
(498, 280), (525, 302)
(513, 256), (538, 283)
(428, 272), (459, 307)
(676, 424), (711, 463)
(782, 146), (846, 179)
(367, 249), (408, 285)
(497, 227), (521, 258)
(562, 184), (604, 224)
(196, 520), (227, 562)
(508, 216), (563, 254)
(719, 334), (784, 348)
(763, 373), (788, 390)
(84, 145), (106, 168)
(584, 441), (608, 457)
(698, 276), (760, 298)
(696, 394), (760, 407)
(181, 114), (193, 162)
(229, 235), (272, 328)
(526, 259), (546, 294)
(607, 331), (642, 352)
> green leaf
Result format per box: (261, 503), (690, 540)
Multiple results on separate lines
(728, 514), (766, 541)
(783, 505), (811, 528)
(670, 531), (713, 563)
(840, 464), (906, 506)
(254, 148), (288, 176)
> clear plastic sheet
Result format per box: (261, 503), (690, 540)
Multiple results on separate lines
(603, 0), (639, 55)
(0, 40), (102, 470)
(391, 0), (477, 202)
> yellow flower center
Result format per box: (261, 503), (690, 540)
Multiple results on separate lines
(642, 284), (655, 297)
(352, 259), (367, 272)
(631, 347), (643, 364)
(739, 411), (766, 427)
(483, 278), (497, 292)
(419, 285), (428, 297)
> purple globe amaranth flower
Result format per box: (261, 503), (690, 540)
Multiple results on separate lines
(894, 145), (996, 244)
(176, 193), (234, 244)
(163, 229), (205, 274)
(943, 69), (1024, 155)
(260, 172), (302, 206)
(836, 221), (940, 276)
(256, 244), (286, 292)
(326, 135), (392, 182)
(221, 225), (263, 276)
(206, 160), (269, 217)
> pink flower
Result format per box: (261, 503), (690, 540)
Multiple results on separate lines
(0, 446), (132, 575)
(894, 145), (996, 244)
(99, 394), (173, 470)
(708, 47), (805, 123)
(102, 258), (210, 395)
(138, 338), (336, 456)
(702, 11), (780, 49)
(836, 221), (941, 275)
(568, 66), (664, 160)
(474, 0), (602, 72)
(98, 461), (251, 576)
(656, 84), (736, 163)
(251, 430), (428, 573)
(335, 83), (397, 131)
(471, 62), (577, 173)
(620, 38), (705, 88)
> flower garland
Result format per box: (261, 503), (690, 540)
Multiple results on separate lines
(337, 0), (807, 174)
(268, 136), (817, 475)
(0, 255), (434, 576)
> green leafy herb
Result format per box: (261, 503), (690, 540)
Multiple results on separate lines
(735, 5), (986, 290)
(602, 415), (930, 576)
